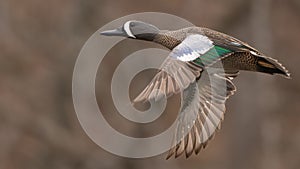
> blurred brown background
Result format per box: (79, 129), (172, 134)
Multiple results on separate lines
(1, 0), (300, 169)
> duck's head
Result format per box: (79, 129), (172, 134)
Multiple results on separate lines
(100, 20), (160, 41)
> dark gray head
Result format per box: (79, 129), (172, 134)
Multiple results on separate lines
(100, 20), (160, 41)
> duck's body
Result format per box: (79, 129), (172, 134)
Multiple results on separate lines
(150, 26), (288, 76)
(101, 21), (290, 159)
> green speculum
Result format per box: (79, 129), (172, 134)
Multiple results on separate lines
(193, 46), (232, 67)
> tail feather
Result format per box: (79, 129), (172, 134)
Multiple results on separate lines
(256, 56), (290, 78)
(221, 51), (290, 78)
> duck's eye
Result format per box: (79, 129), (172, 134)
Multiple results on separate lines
(130, 22), (136, 27)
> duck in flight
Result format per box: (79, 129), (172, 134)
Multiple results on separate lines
(101, 20), (290, 159)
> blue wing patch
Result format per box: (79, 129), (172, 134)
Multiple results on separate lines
(170, 34), (214, 61)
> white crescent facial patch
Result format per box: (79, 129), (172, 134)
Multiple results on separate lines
(124, 21), (136, 38)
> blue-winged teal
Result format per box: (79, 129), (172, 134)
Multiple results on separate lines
(101, 21), (290, 159)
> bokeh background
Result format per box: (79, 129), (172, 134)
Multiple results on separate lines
(1, 0), (300, 169)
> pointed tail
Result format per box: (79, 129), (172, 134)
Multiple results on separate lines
(256, 55), (291, 78)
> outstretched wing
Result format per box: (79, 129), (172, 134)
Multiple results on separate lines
(166, 70), (237, 159)
(134, 34), (234, 103)
(133, 57), (201, 103)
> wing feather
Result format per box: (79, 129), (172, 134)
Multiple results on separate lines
(166, 70), (237, 159)
(133, 57), (201, 103)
